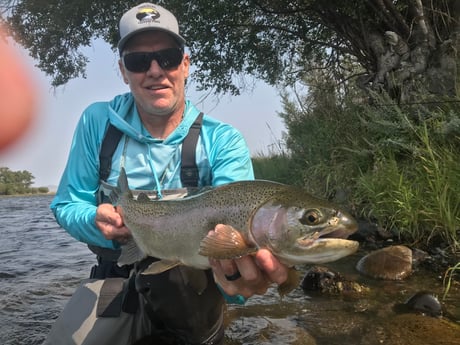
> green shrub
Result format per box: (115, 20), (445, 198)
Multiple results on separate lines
(252, 153), (300, 184)
(355, 100), (460, 249)
(277, 83), (460, 250)
(38, 187), (49, 193)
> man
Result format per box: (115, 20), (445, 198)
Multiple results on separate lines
(47, 3), (288, 344)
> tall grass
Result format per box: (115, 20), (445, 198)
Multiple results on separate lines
(355, 102), (460, 250)
(443, 262), (460, 299)
(252, 153), (300, 185)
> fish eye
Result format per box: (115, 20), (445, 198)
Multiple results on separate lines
(299, 209), (321, 225)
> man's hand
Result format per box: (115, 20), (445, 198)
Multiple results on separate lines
(209, 225), (289, 299)
(95, 203), (131, 244)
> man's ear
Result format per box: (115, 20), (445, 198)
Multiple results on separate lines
(182, 53), (190, 79)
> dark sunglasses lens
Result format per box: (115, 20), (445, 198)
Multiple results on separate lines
(123, 49), (183, 73)
(123, 53), (151, 73)
(156, 49), (183, 69)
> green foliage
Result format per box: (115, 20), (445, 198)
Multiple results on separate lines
(277, 69), (460, 250)
(443, 262), (460, 300)
(37, 186), (50, 193)
(4, 0), (136, 86)
(355, 98), (460, 249)
(278, 74), (370, 200)
(2, 0), (458, 94)
(252, 153), (301, 185)
(0, 167), (39, 195)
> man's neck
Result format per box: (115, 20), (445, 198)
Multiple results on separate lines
(139, 110), (184, 140)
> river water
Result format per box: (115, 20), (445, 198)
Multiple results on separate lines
(1, 195), (459, 345)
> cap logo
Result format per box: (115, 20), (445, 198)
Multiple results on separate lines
(136, 7), (160, 24)
(118, 4), (185, 51)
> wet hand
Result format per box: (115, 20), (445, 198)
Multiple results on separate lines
(95, 203), (131, 244)
(210, 248), (289, 299)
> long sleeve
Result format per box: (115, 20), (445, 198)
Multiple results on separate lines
(50, 106), (117, 249)
(199, 117), (255, 186)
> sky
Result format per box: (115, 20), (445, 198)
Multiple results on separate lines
(0, 39), (286, 187)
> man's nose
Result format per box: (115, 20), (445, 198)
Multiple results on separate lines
(146, 59), (164, 76)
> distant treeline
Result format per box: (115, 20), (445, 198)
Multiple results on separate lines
(0, 167), (49, 195)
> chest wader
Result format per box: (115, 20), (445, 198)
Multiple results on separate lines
(91, 113), (225, 345)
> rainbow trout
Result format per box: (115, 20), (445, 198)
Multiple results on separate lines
(115, 168), (359, 277)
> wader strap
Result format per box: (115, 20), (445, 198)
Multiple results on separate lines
(180, 112), (203, 187)
(99, 114), (203, 186)
(99, 124), (123, 182)
(96, 278), (125, 317)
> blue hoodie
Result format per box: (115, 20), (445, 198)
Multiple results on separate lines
(51, 93), (254, 249)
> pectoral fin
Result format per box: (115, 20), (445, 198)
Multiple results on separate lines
(199, 224), (257, 259)
(141, 259), (181, 275)
(118, 238), (146, 266)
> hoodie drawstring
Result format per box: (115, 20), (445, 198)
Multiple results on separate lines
(147, 145), (163, 199)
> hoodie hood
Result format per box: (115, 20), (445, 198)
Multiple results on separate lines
(106, 92), (201, 145)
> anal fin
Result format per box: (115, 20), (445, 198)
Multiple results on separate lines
(141, 259), (181, 275)
(118, 238), (146, 266)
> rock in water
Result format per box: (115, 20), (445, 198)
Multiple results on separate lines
(402, 291), (443, 317)
(356, 245), (412, 280)
(301, 265), (369, 295)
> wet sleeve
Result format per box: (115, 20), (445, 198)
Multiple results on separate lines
(216, 284), (247, 305)
(50, 107), (118, 249)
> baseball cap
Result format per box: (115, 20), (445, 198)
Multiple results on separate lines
(118, 3), (186, 53)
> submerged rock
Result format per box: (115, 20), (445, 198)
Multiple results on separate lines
(394, 291), (443, 317)
(356, 245), (413, 280)
(301, 266), (369, 295)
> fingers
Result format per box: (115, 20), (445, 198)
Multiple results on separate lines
(235, 255), (266, 284)
(95, 203), (131, 242)
(97, 204), (124, 226)
(207, 225), (290, 299)
(217, 258), (239, 279)
(210, 256), (270, 298)
(255, 249), (289, 285)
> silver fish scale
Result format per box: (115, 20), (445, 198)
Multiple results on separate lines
(120, 181), (288, 251)
(187, 181), (289, 229)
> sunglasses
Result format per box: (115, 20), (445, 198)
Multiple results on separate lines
(122, 48), (183, 73)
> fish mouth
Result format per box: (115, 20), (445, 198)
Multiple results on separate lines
(299, 214), (358, 244)
(291, 214), (359, 264)
(319, 226), (357, 239)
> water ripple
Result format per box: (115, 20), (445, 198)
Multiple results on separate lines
(0, 195), (93, 345)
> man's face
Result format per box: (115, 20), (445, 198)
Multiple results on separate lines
(119, 31), (189, 119)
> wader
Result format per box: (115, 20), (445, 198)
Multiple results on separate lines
(46, 114), (226, 344)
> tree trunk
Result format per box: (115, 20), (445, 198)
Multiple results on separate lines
(367, 1), (460, 102)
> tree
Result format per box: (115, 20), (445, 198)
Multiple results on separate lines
(0, 167), (35, 194)
(1, 0), (459, 100)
